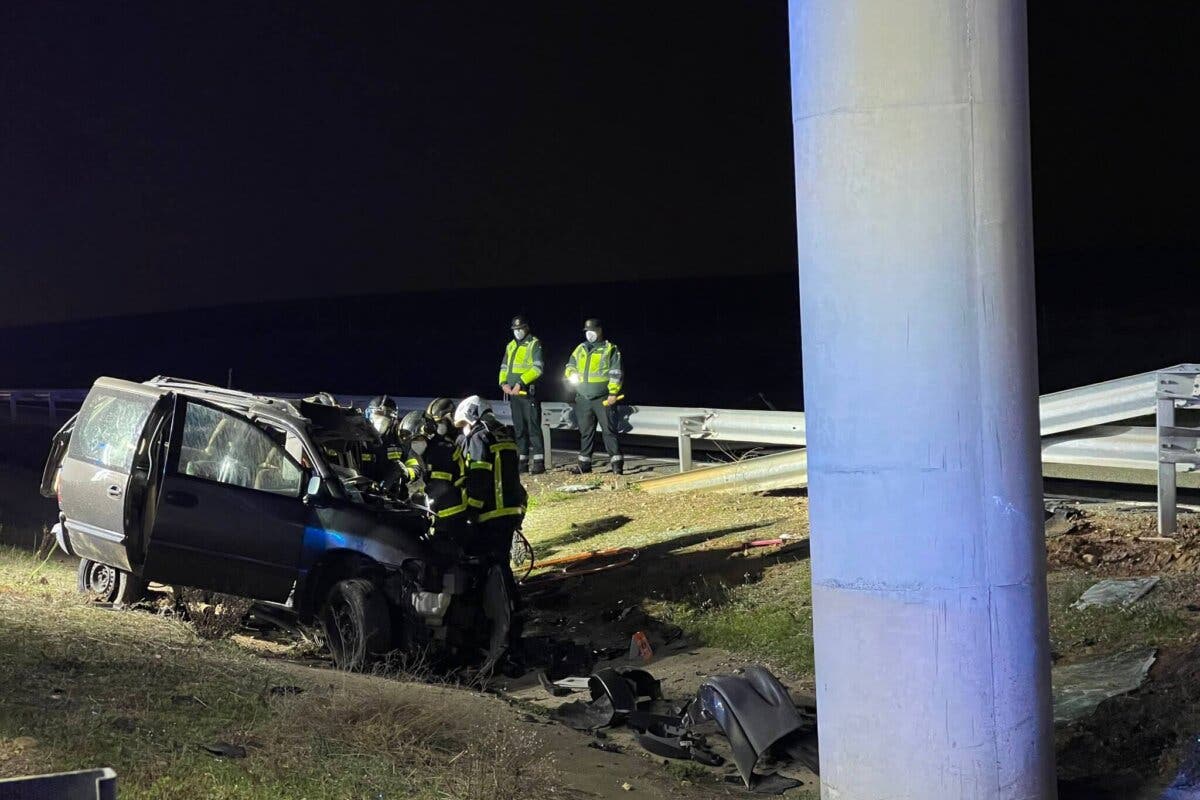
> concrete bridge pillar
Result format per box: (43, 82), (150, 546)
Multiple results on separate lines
(788, 1), (1057, 797)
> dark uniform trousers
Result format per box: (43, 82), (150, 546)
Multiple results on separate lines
(575, 395), (621, 460)
(510, 394), (544, 462)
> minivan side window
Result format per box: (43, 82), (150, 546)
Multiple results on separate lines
(68, 391), (156, 472)
(177, 403), (304, 497)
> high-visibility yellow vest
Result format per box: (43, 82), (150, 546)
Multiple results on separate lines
(499, 336), (544, 386)
(565, 341), (622, 395)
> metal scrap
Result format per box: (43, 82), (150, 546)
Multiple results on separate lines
(1071, 577), (1160, 610)
(1052, 649), (1157, 724)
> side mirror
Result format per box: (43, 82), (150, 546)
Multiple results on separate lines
(306, 475), (322, 499)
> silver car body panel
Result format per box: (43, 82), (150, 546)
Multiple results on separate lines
(56, 376), (353, 571)
(58, 380), (160, 571)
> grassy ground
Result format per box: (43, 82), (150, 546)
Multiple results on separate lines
(521, 475), (1199, 679)
(0, 548), (553, 800)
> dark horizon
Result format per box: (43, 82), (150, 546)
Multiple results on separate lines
(2, 1), (1198, 404)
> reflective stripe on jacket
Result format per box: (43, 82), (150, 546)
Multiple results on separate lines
(425, 439), (468, 520)
(461, 423), (527, 523)
(499, 336), (544, 387)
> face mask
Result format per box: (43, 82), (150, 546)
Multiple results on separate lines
(585, 330), (598, 343)
(436, 422), (448, 436)
(411, 438), (428, 456)
(370, 412), (390, 435)
(513, 328), (526, 341)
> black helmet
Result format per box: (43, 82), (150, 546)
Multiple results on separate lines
(364, 395), (398, 435)
(584, 318), (602, 332)
(398, 409), (428, 438)
(425, 397), (455, 422)
(511, 314), (530, 331)
(366, 395), (397, 413)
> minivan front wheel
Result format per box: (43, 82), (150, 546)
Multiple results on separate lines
(318, 578), (392, 671)
(77, 558), (145, 605)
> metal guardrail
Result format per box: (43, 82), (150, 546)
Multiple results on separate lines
(2, 366), (1192, 496)
(1038, 370), (1158, 435)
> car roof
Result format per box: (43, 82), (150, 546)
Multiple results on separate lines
(93, 376), (308, 429)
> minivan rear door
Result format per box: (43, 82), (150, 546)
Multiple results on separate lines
(143, 396), (308, 601)
(58, 380), (162, 571)
(40, 414), (77, 498)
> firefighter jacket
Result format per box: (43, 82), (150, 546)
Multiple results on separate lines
(499, 336), (545, 393)
(357, 433), (410, 488)
(564, 340), (623, 400)
(423, 437), (468, 522)
(459, 420), (527, 523)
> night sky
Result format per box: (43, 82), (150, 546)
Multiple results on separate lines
(2, 2), (1198, 402)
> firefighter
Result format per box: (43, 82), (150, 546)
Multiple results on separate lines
(453, 395), (527, 560)
(405, 399), (469, 536)
(564, 318), (624, 474)
(454, 395), (525, 673)
(361, 395), (409, 490)
(498, 314), (546, 475)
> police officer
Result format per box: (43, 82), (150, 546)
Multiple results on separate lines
(498, 315), (546, 475)
(564, 319), (624, 475)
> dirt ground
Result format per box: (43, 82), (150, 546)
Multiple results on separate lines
(273, 662), (742, 800)
(5, 444), (1200, 797)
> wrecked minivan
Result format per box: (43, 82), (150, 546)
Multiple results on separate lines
(41, 377), (519, 672)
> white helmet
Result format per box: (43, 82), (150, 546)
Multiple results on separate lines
(453, 395), (490, 429)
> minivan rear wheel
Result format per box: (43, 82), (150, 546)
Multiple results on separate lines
(77, 558), (145, 605)
(318, 578), (392, 671)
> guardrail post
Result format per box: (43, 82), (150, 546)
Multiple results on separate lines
(1158, 395), (1177, 535)
(48, 395), (57, 422)
(1155, 366), (1200, 535)
(541, 422), (553, 469)
(8, 396), (16, 422)
(677, 418), (693, 473)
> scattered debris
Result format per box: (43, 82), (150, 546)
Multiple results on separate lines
(621, 781), (633, 791)
(521, 548), (640, 586)
(588, 739), (624, 754)
(629, 631), (654, 663)
(1071, 577), (1160, 610)
(556, 484), (599, 494)
(552, 667), (662, 730)
(550, 663), (817, 793)
(1052, 649), (1157, 724)
(724, 772), (804, 795)
(202, 742), (247, 758)
(539, 671), (572, 697)
(268, 685), (305, 696)
(1045, 504), (1084, 537)
(694, 665), (816, 787)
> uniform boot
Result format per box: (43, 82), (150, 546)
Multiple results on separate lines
(610, 458), (624, 476)
(530, 458), (545, 475)
(573, 459), (593, 475)
(518, 457), (529, 474)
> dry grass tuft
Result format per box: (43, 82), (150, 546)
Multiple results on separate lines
(179, 587), (255, 640)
